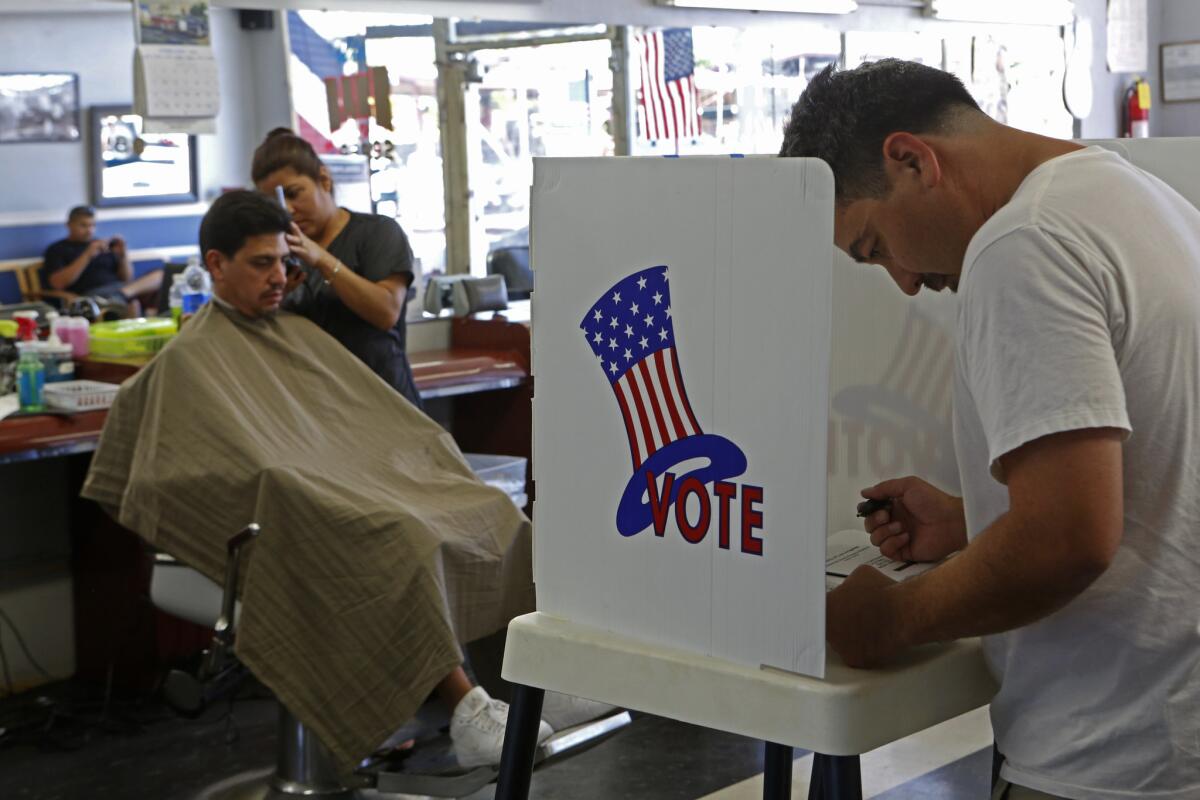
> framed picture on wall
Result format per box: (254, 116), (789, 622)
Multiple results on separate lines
(0, 73), (80, 143)
(1161, 41), (1200, 103)
(90, 105), (198, 207)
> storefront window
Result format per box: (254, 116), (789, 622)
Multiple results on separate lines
(289, 12), (447, 277)
(468, 38), (615, 255)
(631, 26), (839, 157)
(364, 34), (446, 276)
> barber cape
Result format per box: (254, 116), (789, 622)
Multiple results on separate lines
(82, 301), (534, 770)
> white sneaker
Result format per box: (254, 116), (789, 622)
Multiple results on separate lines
(540, 691), (619, 732)
(450, 686), (552, 768)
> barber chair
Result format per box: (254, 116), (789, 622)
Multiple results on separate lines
(486, 246), (532, 301)
(150, 524), (630, 799)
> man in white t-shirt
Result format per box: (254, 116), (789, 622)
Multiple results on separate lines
(780, 59), (1200, 799)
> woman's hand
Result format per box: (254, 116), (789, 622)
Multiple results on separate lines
(860, 476), (967, 563)
(283, 264), (307, 295)
(285, 222), (330, 272)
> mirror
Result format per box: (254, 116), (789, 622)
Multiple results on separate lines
(90, 105), (198, 207)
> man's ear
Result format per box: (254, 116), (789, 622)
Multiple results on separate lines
(881, 132), (942, 189)
(204, 249), (224, 281)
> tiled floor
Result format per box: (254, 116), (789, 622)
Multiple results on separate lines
(693, 708), (992, 800)
(0, 680), (992, 799)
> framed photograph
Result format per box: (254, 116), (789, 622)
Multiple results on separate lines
(1161, 41), (1200, 103)
(90, 105), (198, 207)
(0, 73), (80, 144)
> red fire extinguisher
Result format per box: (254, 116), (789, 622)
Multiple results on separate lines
(1123, 77), (1151, 138)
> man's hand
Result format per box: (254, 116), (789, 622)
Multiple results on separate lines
(826, 565), (905, 668)
(850, 429), (1125, 657)
(861, 476), (966, 563)
(86, 238), (108, 259)
(108, 235), (126, 258)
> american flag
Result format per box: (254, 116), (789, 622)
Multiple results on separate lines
(636, 28), (702, 142)
(581, 267), (703, 470)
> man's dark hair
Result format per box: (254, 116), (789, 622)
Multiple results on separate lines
(779, 59), (982, 203)
(67, 205), (95, 222)
(199, 190), (290, 257)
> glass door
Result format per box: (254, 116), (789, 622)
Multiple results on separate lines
(465, 38), (615, 273)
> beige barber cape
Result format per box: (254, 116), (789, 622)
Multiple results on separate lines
(82, 301), (534, 771)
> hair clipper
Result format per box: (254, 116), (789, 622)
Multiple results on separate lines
(273, 186), (305, 278)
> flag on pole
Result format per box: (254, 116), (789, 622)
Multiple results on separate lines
(636, 28), (701, 142)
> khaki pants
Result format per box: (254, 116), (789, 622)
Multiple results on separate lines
(991, 777), (1069, 800)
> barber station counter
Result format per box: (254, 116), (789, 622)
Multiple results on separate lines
(0, 314), (532, 692)
(0, 315), (531, 463)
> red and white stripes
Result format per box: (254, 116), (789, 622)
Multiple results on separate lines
(612, 347), (703, 469)
(636, 30), (701, 142)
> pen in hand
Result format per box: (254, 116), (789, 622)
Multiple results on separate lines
(856, 497), (892, 518)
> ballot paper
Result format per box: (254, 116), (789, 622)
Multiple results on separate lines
(825, 529), (942, 589)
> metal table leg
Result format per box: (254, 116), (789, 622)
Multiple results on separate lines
(494, 684), (546, 800)
(763, 741), (794, 800)
(808, 754), (862, 800)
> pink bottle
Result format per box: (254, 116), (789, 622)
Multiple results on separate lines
(68, 318), (90, 358)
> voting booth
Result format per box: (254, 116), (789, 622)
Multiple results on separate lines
(495, 156), (997, 800)
(532, 156), (833, 679)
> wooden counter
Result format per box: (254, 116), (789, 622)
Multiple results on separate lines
(0, 316), (531, 464)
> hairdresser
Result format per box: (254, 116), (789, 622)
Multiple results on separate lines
(251, 128), (421, 408)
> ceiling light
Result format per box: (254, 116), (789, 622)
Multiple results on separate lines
(656, 0), (858, 14)
(928, 0), (1074, 25)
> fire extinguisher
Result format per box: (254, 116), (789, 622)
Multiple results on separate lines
(1123, 77), (1151, 138)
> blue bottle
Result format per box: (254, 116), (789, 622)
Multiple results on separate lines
(179, 256), (212, 316)
(17, 345), (45, 412)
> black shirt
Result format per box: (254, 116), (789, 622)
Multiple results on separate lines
(41, 239), (124, 296)
(284, 211), (422, 408)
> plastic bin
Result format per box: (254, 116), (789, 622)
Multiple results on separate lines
(466, 453), (528, 507)
(89, 318), (177, 359)
(44, 379), (120, 411)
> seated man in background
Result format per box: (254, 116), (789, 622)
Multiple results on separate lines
(41, 205), (162, 315)
(83, 190), (608, 772)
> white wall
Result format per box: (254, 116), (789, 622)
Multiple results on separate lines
(0, 9), (133, 215)
(0, 6), (291, 216)
(1075, 0), (1155, 138)
(1159, 0), (1200, 136)
(200, 8), (294, 199)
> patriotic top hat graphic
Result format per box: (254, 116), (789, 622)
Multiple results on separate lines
(580, 266), (748, 536)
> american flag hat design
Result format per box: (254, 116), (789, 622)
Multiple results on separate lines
(581, 266), (748, 537)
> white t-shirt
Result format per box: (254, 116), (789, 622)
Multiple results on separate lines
(953, 146), (1200, 798)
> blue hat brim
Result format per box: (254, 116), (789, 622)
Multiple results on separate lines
(616, 434), (748, 537)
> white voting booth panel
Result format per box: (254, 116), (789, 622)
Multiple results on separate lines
(532, 156), (832, 678)
(1094, 137), (1200, 207)
(824, 137), (1200, 536)
(826, 266), (958, 535)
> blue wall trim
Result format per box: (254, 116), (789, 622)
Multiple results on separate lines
(0, 214), (204, 261)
